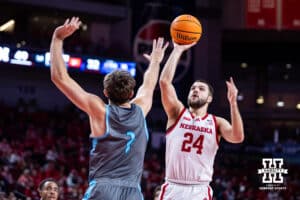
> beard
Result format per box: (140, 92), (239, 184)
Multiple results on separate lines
(188, 97), (207, 109)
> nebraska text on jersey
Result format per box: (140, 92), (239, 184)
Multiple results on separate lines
(179, 123), (212, 134)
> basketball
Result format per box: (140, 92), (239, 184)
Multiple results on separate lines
(170, 14), (202, 45)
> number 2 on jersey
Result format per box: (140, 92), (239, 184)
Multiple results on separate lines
(181, 132), (204, 154)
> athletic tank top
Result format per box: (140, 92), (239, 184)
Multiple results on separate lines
(88, 104), (148, 184)
(165, 108), (219, 184)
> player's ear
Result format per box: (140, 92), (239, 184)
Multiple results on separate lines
(103, 89), (108, 98)
(207, 95), (213, 103)
(37, 188), (42, 196)
(129, 91), (134, 99)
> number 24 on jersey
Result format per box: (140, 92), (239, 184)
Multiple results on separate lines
(181, 132), (204, 155)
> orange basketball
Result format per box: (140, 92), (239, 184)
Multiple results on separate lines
(170, 14), (202, 45)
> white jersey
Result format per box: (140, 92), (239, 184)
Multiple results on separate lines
(165, 108), (219, 184)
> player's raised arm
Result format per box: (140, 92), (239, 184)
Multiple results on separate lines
(217, 77), (244, 143)
(50, 17), (105, 115)
(132, 37), (168, 116)
(159, 42), (195, 123)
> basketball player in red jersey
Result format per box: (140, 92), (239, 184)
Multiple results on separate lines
(158, 41), (244, 200)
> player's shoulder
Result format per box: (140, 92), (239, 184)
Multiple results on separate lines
(212, 115), (230, 125)
(129, 103), (143, 113)
(88, 94), (106, 116)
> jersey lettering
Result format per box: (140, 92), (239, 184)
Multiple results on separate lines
(181, 132), (204, 155)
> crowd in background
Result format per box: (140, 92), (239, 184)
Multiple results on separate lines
(0, 101), (299, 200)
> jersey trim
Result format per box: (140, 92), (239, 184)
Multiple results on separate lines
(166, 108), (186, 135)
(159, 182), (168, 200)
(90, 104), (110, 139)
(208, 186), (212, 200)
(90, 138), (98, 155)
(82, 179), (96, 200)
(143, 119), (149, 141)
(105, 105), (110, 133)
(139, 105), (149, 141)
(187, 110), (208, 120)
(212, 115), (220, 146)
(201, 113), (209, 120)
(188, 109), (195, 119)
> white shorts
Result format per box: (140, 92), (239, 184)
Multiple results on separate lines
(158, 182), (213, 200)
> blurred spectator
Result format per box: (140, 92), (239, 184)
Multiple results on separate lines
(38, 178), (59, 200)
(66, 169), (82, 188)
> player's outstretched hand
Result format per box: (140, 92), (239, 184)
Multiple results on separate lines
(53, 17), (81, 40)
(226, 77), (238, 105)
(143, 37), (169, 63)
(173, 40), (196, 52)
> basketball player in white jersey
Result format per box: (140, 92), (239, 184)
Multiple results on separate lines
(158, 41), (244, 200)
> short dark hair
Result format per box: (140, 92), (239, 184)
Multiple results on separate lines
(194, 79), (214, 96)
(103, 70), (136, 105)
(38, 178), (58, 191)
